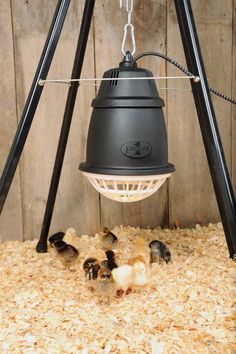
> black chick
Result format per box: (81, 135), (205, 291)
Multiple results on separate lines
(101, 250), (118, 271)
(99, 227), (118, 250)
(149, 240), (171, 264)
(54, 240), (79, 268)
(48, 232), (65, 246)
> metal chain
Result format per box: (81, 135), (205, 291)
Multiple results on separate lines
(120, 0), (136, 56)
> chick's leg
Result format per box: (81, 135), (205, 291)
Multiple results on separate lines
(125, 288), (133, 295)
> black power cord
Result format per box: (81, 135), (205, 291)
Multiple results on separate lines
(132, 51), (236, 105)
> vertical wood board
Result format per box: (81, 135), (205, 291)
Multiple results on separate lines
(167, 0), (233, 227)
(11, 0), (100, 240)
(0, 0), (23, 242)
(232, 0), (236, 192)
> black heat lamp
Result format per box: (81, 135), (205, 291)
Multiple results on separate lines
(79, 53), (175, 202)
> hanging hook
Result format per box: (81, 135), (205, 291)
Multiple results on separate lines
(121, 24), (136, 56)
(120, 0), (136, 55)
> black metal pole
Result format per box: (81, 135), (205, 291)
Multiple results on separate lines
(36, 0), (96, 252)
(0, 0), (71, 214)
(174, 0), (236, 258)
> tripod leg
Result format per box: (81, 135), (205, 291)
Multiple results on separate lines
(0, 0), (71, 214)
(36, 0), (96, 253)
(174, 0), (236, 258)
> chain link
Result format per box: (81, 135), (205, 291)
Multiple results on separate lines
(120, 0), (133, 13)
(120, 0), (136, 56)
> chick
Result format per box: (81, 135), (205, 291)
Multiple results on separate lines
(112, 264), (134, 295)
(53, 240), (79, 269)
(149, 240), (171, 264)
(133, 238), (150, 265)
(48, 232), (65, 246)
(63, 227), (79, 248)
(96, 267), (117, 303)
(83, 257), (98, 278)
(128, 255), (145, 266)
(99, 227), (118, 250)
(101, 250), (118, 271)
(83, 257), (101, 291)
(131, 259), (150, 289)
(83, 257), (100, 280)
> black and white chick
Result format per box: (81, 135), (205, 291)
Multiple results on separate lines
(53, 240), (79, 269)
(83, 257), (100, 280)
(101, 250), (118, 271)
(48, 232), (65, 247)
(99, 227), (118, 250)
(83, 257), (101, 291)
(149, 240), (171, 264)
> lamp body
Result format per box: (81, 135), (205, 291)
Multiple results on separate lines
(79, 61), (175, 202)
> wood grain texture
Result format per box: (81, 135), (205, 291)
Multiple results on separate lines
(0, 0), (23, 242)
(94, 0), (169, 230)
(11, 0), (100, 240)
(167, 0), (233, 227)
(232, 0), (236, 192)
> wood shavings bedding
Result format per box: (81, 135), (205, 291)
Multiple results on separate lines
(0, 223), (235, 353)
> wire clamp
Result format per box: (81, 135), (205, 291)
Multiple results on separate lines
(193, 76), (200, 83)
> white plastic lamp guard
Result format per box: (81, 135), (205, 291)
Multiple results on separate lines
(82, 172), (172, 202)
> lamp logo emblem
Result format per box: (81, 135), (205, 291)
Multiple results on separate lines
(121, 141), (152, 159)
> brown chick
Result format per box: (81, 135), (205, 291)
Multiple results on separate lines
(128, 255), (145, 266)
(54, 240), (79, 270)
(96, 267), (117, 303)
(133, 238), (150, 265)
(99, 227), (118, 250)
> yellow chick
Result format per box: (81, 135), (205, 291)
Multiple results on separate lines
(112, 264), (134, 296)
(63, 227), (80, 248)
(128, 255), (150, 289)
(132, 260), (150, 289)
(133, 238), (150, 265)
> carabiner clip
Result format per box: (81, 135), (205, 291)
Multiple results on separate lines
(121, 23), (136, 56)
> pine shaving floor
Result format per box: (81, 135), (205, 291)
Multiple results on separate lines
(0, 223), (235, 354)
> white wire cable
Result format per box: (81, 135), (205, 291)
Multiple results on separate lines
(38, 75), (199, 86)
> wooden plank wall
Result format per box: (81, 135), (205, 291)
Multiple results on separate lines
(167, 0), (233, 227)
(0, 0), (235, 241)
(233, 0), (236, 194)
(0, 0), (23, 242)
